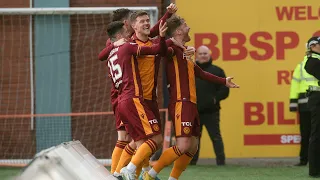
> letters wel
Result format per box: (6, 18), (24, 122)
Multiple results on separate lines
(276, 6), (320, 21)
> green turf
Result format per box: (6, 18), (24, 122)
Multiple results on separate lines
(0, 165), (314, 180)
(0, 167), (22, 180)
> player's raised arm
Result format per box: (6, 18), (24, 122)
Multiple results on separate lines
(98, 40), (113, 61)
(164, 38), (190, 58)
(149, 3), (177, 37)
(98, 38), (126, 61)
(129, 20), (170, 56)
(194, 64), (226, 84)
(194, 64), (240, 88)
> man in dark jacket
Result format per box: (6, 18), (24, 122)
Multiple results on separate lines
(191, 45), (229, 165)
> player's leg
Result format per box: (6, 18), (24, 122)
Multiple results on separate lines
(113, 122), (135, 179)
(111, 129), (131, 174)
(145, 137), (191, 179)
(112, 107), (131, 175)
(135, 159), (144, 178)
(114, 140), (136, 175)
(169, 136), (199, 180)
(122, 134), (162, 179)
(114, 122), (137, 175)
(145, 101), (196, 179)
(141, 157), (152, 172)
(118, 98), (162, 180)
(190, 114), (205, 165)
(136, 156), (150, 178)
(138, 100), (162, 180)
(116, 142), (153, 177)
(168, 105), (201, 180)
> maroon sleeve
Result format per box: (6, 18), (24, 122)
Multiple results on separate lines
(106, 39), (111, 46)
(151, 38), (174, 57)
(149, 11), (173, 38)
(165, 40), (175, 57)
(128, 37), (167, 56)
(98, 39), (114, 61)
(167, 47), (174, 56)
(165, 45), (178, 60)
(194, 64), (226, 85)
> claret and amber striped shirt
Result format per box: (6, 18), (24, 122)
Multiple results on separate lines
(132, 34), (160, 101)
(166, 45), (226, 104)
(107, 37), (167, 102)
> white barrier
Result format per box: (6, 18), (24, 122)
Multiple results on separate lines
(16, 140), (116, 180)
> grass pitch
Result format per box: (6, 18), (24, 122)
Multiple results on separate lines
(0, 164), (313, 180)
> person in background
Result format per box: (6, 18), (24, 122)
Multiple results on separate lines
(289, 45), (317, 166)
(191, 45), (229, 166)
(304, 36), (320, 178)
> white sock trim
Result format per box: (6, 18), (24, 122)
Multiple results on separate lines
(168, 177), (177, 180)
(126, 162), (137, 173)
(148, 168), (158, 178)
(142, 166), (151, 172)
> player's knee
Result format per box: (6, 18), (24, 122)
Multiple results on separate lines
(176, 137), (192, 154)
(190, 144), (198, 154)
(177, 144), (191, 154)
(191, 136), (199, 153)
(151, 134), (163, 148)
(129, 140), (136, 149)
(135, 140), (145, 148)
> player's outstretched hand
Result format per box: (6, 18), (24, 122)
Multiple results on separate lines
(167, 3), (178, 14)
(225, 77), (240, 88)
(159, 20), (168, 37)
(113, 38), (126, 47)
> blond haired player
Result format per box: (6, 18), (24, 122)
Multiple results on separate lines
(143, 15), (239, 180)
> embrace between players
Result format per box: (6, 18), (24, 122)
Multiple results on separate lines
(98, 3), (239, 180)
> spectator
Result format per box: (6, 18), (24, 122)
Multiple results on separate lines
(191, 45), (229, 165)
(289, 51), (316, 166)
(304, 36), (320, 177)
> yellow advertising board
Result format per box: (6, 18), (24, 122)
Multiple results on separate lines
(175, 0), (320, 158)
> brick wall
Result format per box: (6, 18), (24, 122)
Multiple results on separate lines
(0, 0), (166, 159)
(0, 1), (35, 159)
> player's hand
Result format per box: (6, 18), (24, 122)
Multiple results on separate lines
(183, 46), (195, 61)
(167, 3), (178, 14)
(184, 46), (195, 56)
(225, 77), (240, 88)
(159, 20), (168, 37)
(113, 38), (126, 47)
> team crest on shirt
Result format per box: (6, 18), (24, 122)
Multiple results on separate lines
(140, 113), (145, 119)
(153, 124), (159, 132)
(183, 127), (190, 134)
